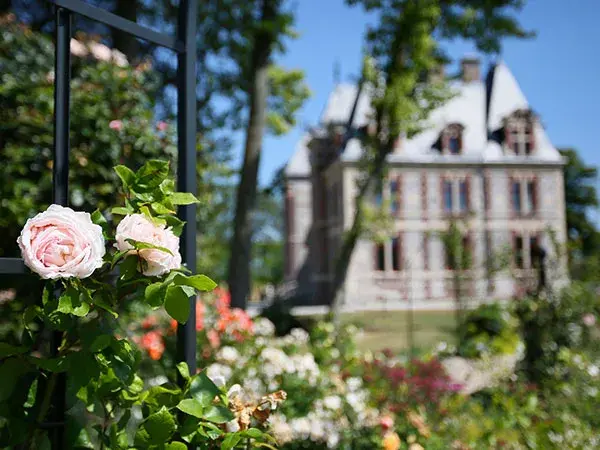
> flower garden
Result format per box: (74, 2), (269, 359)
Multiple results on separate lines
(1, 10), (600, 450)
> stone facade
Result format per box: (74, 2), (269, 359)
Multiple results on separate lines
(283, 59), (567, 310)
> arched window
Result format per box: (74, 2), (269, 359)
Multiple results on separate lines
(441, 123), (464, 155)
(504, 109), (536, 156)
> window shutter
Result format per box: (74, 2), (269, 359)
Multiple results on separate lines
(465, 175), (472, 211)
(442, 131), (450, 153)
(398, 174), (403, 218)
(423, 233), (429, 270)
(458, 130), (463, 153)
(529, 120), (536, 153)
(532, 177), (538, 215)
(440, 176), (445, 215)
(398, 233), (404, 271)
(373, 243), (378, 271)
(508, 175), (515, 219)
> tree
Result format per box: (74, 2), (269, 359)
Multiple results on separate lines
(227, 1), (309, 309)
(560, 147), (600, 280)
(330, 0), (532, 323)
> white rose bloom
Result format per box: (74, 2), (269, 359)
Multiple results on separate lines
(346, 377), (362, 392)
(254, 318), (276, 336)
(205, 363), (232, 384)
(323, 395), (342, 411)
(290, 328), (310, 344)
(588, 364), (599, 377)
(217, 346), (240, 364)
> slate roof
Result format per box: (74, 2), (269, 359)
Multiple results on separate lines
(285, 61), (562, 177)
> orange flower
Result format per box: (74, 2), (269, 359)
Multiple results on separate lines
(142, 315), (158, 330)
(207, 329), (221, 348)
(141, 331), (165, 360)
(382, 431), (401, 450)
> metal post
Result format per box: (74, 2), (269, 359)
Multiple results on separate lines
(176, 0), (198, 377)
(50, 6), (71, 449)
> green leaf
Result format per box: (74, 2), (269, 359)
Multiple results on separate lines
(0, 358), (30, 402)
(92, 293), (118, 318)
(174, 274), (217, 292)
(111, 206), (133, 216)
(220, 433), (242, 450)
(170, 192), (199, 205)
(161, 215), (185, 236)
(165, 285), (190, 324)
(120, 255), (139, 280)
(114, 165), (136, 189)
(176, 398), (204, 418)
(176, 362), (191, 381)
(142, 385), (181, 409)
(126, 238), (174, 256)
(0, 343), (28, 359)
(23, 305), (41, 328)
(203, 405), (235, 424)
(135, 160), (170, 189)
(89, 334), (112, 353)
(91, 209), (108, 233)
(189, 372), (220, 407)
(166, 443), (188, 450)
(145, 282), (168, 308)
(244, 428), (266, 439)
(57, 287), (90, 317)
(29, 356), (69, 372)
(143, 406), (176, 444)
(151, 202), (174, 215)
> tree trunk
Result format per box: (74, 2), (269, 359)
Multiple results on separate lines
(227, 0), (279, 309)
(112, 0), (138, 61)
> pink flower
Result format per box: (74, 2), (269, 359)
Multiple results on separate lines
(114, 214), (181, 277)
(583, 313), (596, 327)
(111, 49), (128, 67)
(109, 120), (123, 131)
(17, 205), (105, 279)
(141, 331), (165, 360)
(379, 415), (394, 430)
(207, 329), (221, 348)
(156, 121), (169, 132)
(0, 289), (16, 304)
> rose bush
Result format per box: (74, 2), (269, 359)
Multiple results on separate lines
(0, 161), (281, 449)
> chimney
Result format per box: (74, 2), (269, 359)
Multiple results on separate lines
(461, 57), (480, 82)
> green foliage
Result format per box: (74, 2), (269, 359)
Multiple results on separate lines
(457, 303), (520, 359)
(559, 148), (600, 281)
(0, 162), (278, 449)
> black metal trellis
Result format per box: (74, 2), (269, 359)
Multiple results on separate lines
(0, 0), (198, 447)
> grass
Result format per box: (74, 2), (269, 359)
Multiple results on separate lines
(341, 310), (457, 354)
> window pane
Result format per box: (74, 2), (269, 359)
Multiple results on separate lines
(459, 181), (468, 212)
(390, 181), (399, 214)
(530, 236), (540, 268)
(392, 238), (400, 271)
(525, 141), (532, 155)
(444, 181), (453, 212)
(527, 181), (535, 213)
(449, 136), (460, 154)
(515, 236), (524, 269)
(376, 243), (385, 271)
(512, 182), (522, 213)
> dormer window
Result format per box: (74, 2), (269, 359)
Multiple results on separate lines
(504, 109), (536, 156)
(442, 124), (464, 155)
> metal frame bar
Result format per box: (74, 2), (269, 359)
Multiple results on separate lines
(0, 1), (199, 448)
(176, 0), (199, 375)
(52, 0), (183, 52)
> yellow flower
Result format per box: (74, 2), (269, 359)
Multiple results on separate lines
(409, 444), (425, 450)
(382, 431), (401, 450)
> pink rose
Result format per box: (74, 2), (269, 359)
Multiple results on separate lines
(69, 38), (88, 57)
(115, 214), (181, 277)
(17, 205), (105, 279)
(156, 121), (169, 132)
(109, 120), (123, 131)
(89, 41), (112, 62)
(583, 313), (596, 327)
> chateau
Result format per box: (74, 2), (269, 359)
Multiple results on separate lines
(283, 58), (567, 310)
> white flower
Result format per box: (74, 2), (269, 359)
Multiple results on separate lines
(111, 49), (128, 67)
(254, 318), (276, 336)
(115, 214), (181, 276)
(588, 364), (599, 377)
(217, 346), (240, 364)
(346, 377), (362, 392)
(205, 363), (232, 384)
(323, 395), (342, 411)
(70, 38), (88, 57)
(226, 419), (240, 433)
(89, 41), (112, 62)
(290, 328), (309, 344)
(327, 431), (340, 448)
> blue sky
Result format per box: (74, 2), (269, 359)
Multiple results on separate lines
(254, 0), (600, 186)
